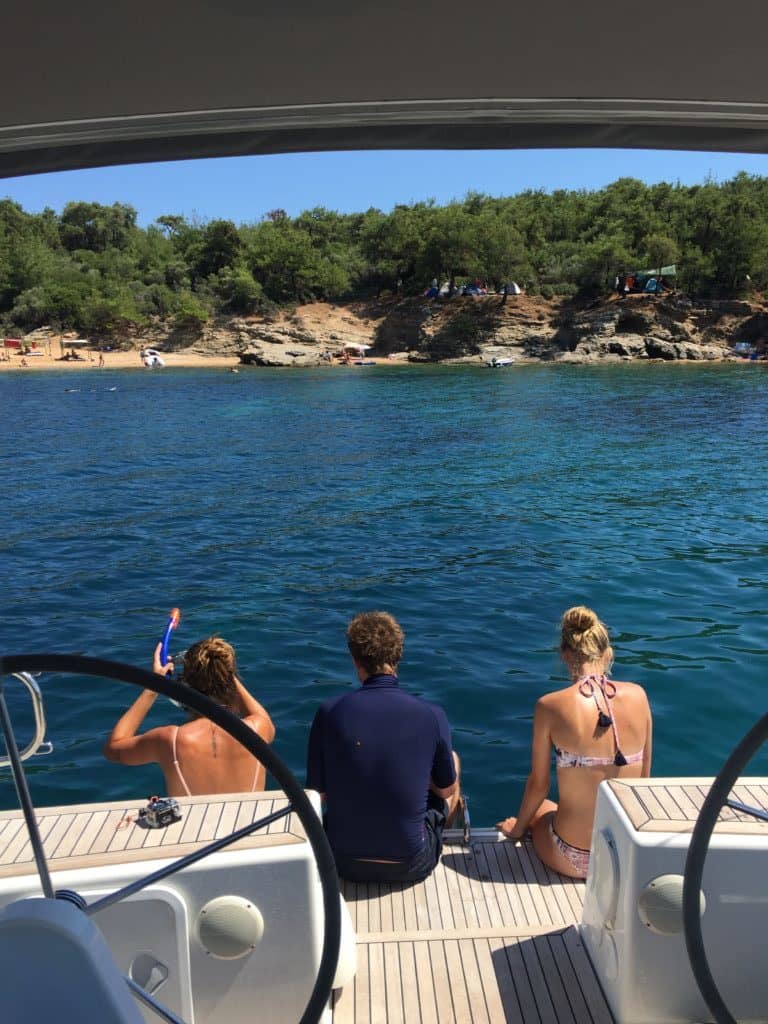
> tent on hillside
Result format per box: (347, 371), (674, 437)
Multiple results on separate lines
(618, 265), (677, 295)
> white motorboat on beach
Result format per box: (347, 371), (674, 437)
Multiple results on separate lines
(142, 349), (166, 368)
(2, 1), (768, 1021)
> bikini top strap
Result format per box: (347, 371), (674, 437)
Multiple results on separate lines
(579, 674), (628, 767)
(244, 720), (261, 792)
(171, 726), (193, 797)
(599, 678), (624, 759)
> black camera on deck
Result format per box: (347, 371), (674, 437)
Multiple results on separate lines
(139, 796), (183, 829)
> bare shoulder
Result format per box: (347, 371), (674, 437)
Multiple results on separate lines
(140, 723), (176, 744)
(615, 680), (650, 705)
(150, 723), (180, 751)
(245, 712), (275, 743)
(536, 689), (565, 714)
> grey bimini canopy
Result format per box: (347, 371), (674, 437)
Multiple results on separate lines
(2, 0), (768, 177)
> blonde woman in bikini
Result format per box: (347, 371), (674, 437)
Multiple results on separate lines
(496, 607), (652, 879)
(104, 637), (275, 796)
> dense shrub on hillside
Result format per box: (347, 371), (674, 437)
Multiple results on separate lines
(0, 173), (766, 335)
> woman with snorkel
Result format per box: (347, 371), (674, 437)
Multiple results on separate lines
(104, 625), (275, 797)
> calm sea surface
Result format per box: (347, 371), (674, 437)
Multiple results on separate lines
(2, 363), (767, 823)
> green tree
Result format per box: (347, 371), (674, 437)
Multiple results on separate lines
(60, 202), (137, 252)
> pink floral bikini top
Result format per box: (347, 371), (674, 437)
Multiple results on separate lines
(554, 674), (644, 769)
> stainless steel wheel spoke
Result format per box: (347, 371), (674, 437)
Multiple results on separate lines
(0, 681), (54, 898)
(125, 976), (186, 1024)
(725, 797), (768, 822)
(85, 803), (292, 916)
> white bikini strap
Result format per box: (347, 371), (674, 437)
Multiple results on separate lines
(246, 720), (261, 793)
(171, 726), (192, 797)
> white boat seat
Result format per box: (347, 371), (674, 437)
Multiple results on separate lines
(0, 897), (142, 1023)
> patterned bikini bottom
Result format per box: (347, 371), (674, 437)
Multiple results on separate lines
(549, 820), (590, 878)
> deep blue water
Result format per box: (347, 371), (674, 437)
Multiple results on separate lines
(1, 363), (767, 822)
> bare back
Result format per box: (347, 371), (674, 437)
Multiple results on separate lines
(159, 715), (269, 797)
(545, 680), (652, 848)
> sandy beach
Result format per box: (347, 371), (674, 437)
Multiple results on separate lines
(0, 351), (242, 372)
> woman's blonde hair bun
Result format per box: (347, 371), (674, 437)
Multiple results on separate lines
(560, 606), (612, 663)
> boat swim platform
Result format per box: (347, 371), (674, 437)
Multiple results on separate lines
(0, 779), (766, 1022)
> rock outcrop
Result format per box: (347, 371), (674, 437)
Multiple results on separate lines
(82, 291), (767, 365)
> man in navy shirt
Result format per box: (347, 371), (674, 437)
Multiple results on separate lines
(306, 611), (460, 882)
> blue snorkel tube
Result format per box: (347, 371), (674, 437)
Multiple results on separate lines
(159, 607), (181, 668)
(159, 608), (184, 708)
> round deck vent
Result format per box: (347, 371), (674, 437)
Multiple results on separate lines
(197, 896), (264, 959)
(638, 874), (706, 935)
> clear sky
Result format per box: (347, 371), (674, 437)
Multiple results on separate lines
(2, 148), (768, 226)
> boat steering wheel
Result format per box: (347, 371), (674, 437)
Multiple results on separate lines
(683, 710), (768, 1024)
(0, 653), (341, 1024)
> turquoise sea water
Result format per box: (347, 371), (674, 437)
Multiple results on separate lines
(1, 363), (767, 823)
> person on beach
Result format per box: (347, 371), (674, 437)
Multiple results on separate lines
(496, 606), (652, 879)
(104, 636), (275, 797)
(306, 611), (462, 883)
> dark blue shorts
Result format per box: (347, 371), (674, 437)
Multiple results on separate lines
(333, 793), (447, 883)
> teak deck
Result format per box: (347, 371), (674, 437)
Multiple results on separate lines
(608, 777), (768, 834)
(333, 837), (605, 1024)
(0, 791), (303, 878)
(1, 779), (761, 1022)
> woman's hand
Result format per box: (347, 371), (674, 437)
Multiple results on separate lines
(153, 642), (174, 677)
(495, 816), (527, 842)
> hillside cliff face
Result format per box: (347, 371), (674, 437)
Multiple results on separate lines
(407, 292), (767, 363)
(116, 292), (768, 366)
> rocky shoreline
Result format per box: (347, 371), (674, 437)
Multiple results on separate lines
(15, 292), (768, 368)
(228, 292), (768, 366)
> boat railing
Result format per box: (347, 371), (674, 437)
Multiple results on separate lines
(0, 672), (53, 767)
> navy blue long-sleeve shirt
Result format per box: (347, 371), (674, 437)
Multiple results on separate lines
(306, 674), (456, 861)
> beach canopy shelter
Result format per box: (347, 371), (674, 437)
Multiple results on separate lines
(4, 339), (21, 349)
(60, 338), (91, 360)
(640, 265), (677, 277)
(344, 343), (372, 353)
